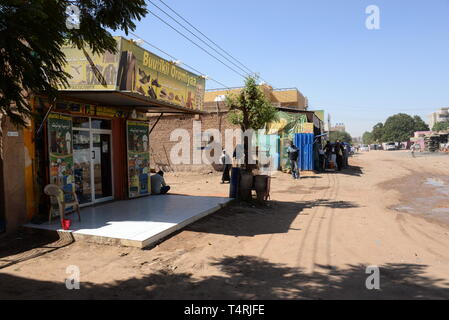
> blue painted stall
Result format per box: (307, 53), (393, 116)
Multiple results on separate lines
(294, 133), (314, 171)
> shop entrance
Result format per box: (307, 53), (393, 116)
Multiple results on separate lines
(73, 117), (113, 205)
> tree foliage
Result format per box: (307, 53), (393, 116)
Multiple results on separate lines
(371, 122), (384, 143)
(364, 114), (430, 144)
(381, 113), (428, 142)
(329, 131), (352, 143)
(432, 121), (449, 132)
(0, 0), (148, 126)
(362, 131), (373, 145)
(413, 115), (430, 132)
(226, 76), (278, 131)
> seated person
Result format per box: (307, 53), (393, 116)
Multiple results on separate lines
(150, 170), (170, 195)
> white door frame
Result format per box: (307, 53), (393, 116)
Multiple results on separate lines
(90, 129), (114, 205)
(73, 117), (114, 207)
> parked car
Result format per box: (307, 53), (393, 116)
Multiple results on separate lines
(385, 142), (397, 151)
(360, 144), (370, 152)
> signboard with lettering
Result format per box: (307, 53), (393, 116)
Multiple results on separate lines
(61, 37), (206, 111)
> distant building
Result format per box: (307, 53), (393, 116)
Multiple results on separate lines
(429, 108), (449, 130)
(203, 85), (308, 112)
(331, 123), (346, 132)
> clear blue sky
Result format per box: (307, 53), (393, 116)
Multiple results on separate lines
(115, 0), (449, 137)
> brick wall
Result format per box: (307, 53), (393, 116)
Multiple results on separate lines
(148, 112), (239, 172)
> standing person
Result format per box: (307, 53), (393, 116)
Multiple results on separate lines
(344, 143), (350, 168)
(410, 143), (416, 158)
(287, 141), (300, 179)
(220, 150), (231, 184)
(324, 141), (332, 169)
(335, 140), (345, 171)
(151, 170), (170, 195)
(318, 145), (325, 172)
(232, 144), (244, 166)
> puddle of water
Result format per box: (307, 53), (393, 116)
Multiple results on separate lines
(424, 178), (449, 196)
(395, 205), (414, 211)
(395, 176), (449, 224)
(425, 178), (445, 187)
(431, 208), (449, 213)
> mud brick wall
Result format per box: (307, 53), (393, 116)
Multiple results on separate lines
(148, 112), (239, 173)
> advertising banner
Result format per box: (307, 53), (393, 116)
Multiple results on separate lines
(48, 113), (75, 215)
(61, 42), (120, 90)
(119, 38), (205, 110)
(61, 37), (206, 111)
(127, 121), (151, 198)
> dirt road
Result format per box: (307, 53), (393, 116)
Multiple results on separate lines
(1, 150), (449, 299)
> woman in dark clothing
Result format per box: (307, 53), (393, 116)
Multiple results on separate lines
(324, 141), (332, 169)
(335, 140), (345, 171)
(220, 150), (231, 183)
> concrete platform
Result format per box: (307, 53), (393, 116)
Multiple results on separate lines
(25, 195), (231, 248)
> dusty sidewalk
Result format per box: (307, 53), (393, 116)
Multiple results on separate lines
(1, 151), (449, 299)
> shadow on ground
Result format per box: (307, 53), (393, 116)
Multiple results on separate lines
(0, 230), (74, 270)
(330, 165), (364, 177)
(184, 199), (360, 237)
(1, 255), (448, 299)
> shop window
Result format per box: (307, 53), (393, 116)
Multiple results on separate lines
(73, 117), (90, 129)
(91, 118), (112, 130)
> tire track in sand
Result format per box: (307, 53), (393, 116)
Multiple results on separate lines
(295, 172), (333, 271)
(325, 171), (339, 268)
(258, 172), (320, 258)
(310, 170), (340, 273)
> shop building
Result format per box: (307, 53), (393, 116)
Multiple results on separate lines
(0, 37), (206, 234)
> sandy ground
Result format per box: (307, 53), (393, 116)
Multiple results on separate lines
(1, 150), (449, 299)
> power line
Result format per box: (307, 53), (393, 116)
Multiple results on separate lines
(157, 0), (253, 74)
(146, 10), (248, 79)
(128, 31), (232, 89)
(148, 0), (252, 78)
(157, 0), (272, 85)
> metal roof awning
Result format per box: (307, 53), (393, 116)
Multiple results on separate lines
(58, 90), (204, 114)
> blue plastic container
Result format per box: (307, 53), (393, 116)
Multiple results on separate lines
(229, 167), (241, 198)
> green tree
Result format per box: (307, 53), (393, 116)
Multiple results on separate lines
(381, 113), (427, 142)
(0, 0), (148, 127)
(329, 131), (352, 143)
(226, 76), (278, 168)
(432, 121), (449, 132)
(413, 115), (430, 131)
(371, 122), (384, 143)
(362, 131), (373, 145)
(227, 76), (278, 131)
